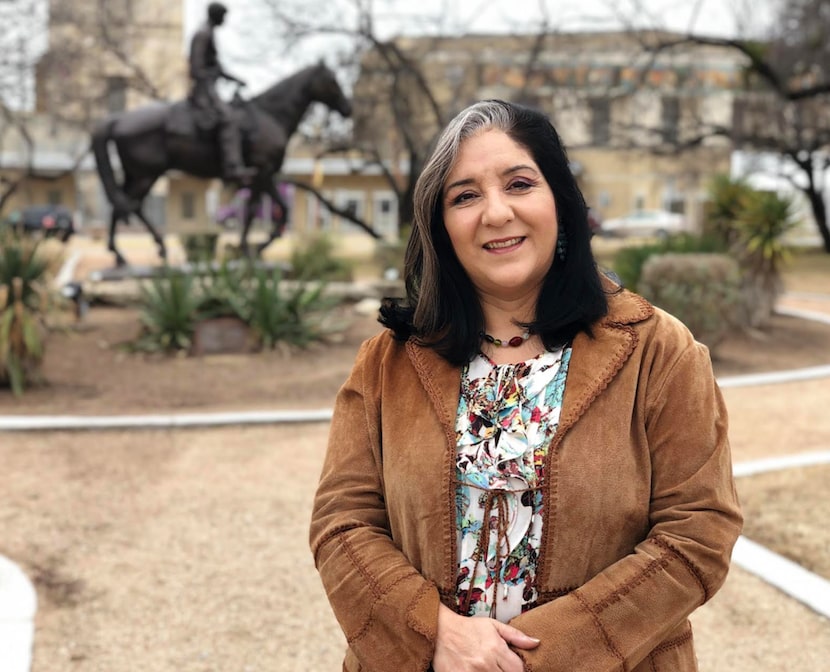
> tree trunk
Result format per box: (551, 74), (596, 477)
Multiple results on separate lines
(804, 186), (830, 253)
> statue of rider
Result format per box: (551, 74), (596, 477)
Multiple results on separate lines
(188, 2), (255, 182)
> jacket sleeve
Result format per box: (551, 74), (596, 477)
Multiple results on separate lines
(309, 339), (440, 672)
(510, 336), (743, 671)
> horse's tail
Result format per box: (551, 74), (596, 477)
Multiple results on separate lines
(91, 118), (134, 215)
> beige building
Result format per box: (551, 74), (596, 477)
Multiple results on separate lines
(353, 31), (743, 231)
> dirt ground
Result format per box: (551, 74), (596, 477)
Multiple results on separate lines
(2, 248), (830, 670)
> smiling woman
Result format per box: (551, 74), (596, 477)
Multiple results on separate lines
(310, 100), (742, 672)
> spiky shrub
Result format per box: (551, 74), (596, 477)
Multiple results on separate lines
(131, 261), (340, 353)
(704, 174), (755, 247)
(0, 232), (53, 395)
(238, 265), (336, 350)
(638, 253), (741, 353)
(132, 271), (202, 352)
(734, 190), (797, 328)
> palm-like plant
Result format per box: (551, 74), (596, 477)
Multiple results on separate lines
(705, 174), (754, 247)
(735, 190), (797, 327)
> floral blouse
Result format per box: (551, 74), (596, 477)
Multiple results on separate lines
(454, 346), (571, 622)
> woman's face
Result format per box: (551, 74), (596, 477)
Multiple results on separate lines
(442, 129), (558, 303)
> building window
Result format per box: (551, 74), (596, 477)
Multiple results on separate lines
(181, 192), (196, 220)
(334, 190), (366, 234)
(662, 97), (680, 145)
(106, 76), (127, 113)
(589, 98), (610, 146)
(372, 192), (398, 240)
(306, 191), (333, 232)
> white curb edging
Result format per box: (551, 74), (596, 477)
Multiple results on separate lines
(732, 536), (830, 620)
(733, 450), (830, 478)
(0, 409), (334, 432)
(0, 555), (37, 672)
(717, 364), (830, 388)
(776, 305), (830, 326)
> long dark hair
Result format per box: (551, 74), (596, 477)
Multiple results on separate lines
(380, 99), (608, 365)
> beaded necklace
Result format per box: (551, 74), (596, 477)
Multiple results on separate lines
(479, 329), (531, 348)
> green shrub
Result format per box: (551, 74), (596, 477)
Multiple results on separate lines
(182, 232), (219, 263)
(289, 235), (353, 282)
(237, 266), (335, 349)
(0, 232), (54, 395)
(133, 271), (202, 352)
(638, 253), (741, 352)
(703, 174), (754, 246)
(131, 260), (340, 353)
(611, 233), (726, 292)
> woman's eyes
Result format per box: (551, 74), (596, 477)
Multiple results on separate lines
(450, 192), (476, 206)
(448, 178), (535, 206)
(508, 179), (534, 191)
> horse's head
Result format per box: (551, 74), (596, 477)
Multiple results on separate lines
(309, 63), (352, 118)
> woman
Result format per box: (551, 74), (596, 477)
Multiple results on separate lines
(310, 100), (742, 672)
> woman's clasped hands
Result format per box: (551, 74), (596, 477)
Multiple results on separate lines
(433, 603), (540, 672)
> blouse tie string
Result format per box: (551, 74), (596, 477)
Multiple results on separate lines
(459, 481), (543, 620)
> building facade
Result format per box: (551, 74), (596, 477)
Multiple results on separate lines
(352, 31), (745, 233)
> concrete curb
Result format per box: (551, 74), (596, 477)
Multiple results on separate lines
(733, 450), (830, 478)
(0, 409), (333, 432)
(732, 536), (830, 620)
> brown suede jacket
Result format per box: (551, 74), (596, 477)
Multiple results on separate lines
(310, 285), (743, 672)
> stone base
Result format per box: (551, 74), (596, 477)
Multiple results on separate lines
(191, 317), (255, 356)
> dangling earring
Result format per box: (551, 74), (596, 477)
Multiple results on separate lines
(556, 231), (568, 262)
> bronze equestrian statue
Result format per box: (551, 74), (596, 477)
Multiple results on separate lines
(91, 62), (352, 266)
(189, 2), (254, 183)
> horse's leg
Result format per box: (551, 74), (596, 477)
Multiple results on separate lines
(124, 175), (167, 262)
(135, 208), (168, 263)
(256, 180), (290, 256)
(239, 188), (257, 258)
(107, 209), (129, 267)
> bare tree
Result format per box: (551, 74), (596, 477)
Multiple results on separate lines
(637, 0), (830, 251)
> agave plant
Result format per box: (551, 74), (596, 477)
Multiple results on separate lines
(228, 264), (336, 350)
(0, 233), (52, 395)
(133, 271), (202, 352)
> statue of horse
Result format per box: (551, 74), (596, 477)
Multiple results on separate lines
(91, 63), (352, 266)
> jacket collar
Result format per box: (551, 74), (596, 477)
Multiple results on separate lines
(406, 280), (653, 441)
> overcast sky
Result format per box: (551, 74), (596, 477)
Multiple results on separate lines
(184, 0), (773, 93)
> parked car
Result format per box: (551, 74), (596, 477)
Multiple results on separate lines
(6, 204), (76, 241)
(214, 188), (284, 229)
(600, 209), (687, 239)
